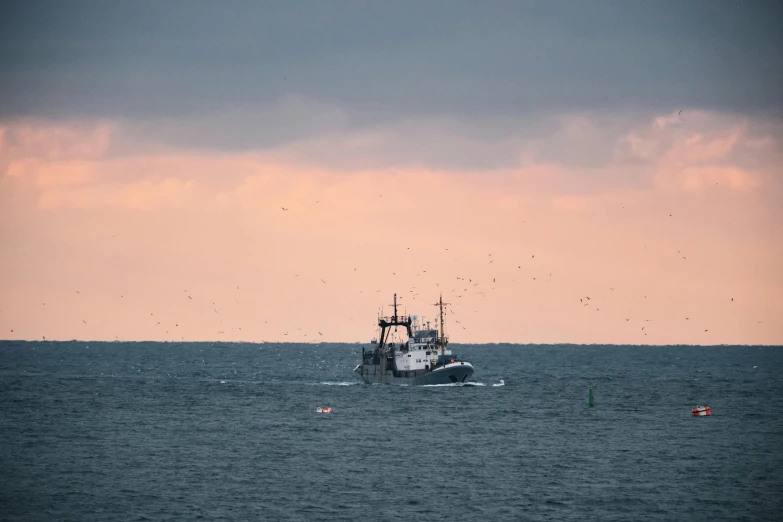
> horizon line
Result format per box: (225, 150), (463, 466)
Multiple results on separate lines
(1, 339), (780, 348)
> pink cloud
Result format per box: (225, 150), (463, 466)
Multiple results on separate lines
(0, 112), (781, 345)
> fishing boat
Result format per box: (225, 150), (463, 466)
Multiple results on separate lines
(354, 293), (474, 385)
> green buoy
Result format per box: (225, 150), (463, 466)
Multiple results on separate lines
(588, 386), (594, 407)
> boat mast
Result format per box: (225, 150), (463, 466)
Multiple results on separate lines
(434, 293), (449, 353)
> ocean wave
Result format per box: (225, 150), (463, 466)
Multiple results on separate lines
(319, 381), (359, 386)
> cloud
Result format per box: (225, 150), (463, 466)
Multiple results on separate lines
(2, 108), (780, 216)
(1, 2), (781, 123)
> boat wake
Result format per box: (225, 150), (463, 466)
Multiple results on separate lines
(492, 379), (505, 387)
(421, 382), (486, 387)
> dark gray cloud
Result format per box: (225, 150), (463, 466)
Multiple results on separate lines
(1, 1), (781, 124)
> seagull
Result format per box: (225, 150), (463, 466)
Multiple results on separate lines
(678, 109), (682, 115)
(321, 279), (326, 283)
(281, 207), (288, 211)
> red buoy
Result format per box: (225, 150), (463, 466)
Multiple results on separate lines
(692, 405), (711, 417)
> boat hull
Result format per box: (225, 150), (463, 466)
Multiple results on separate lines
(354, 361), (474, 385)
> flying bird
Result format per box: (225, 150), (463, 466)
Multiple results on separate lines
(281, 207), (288, 211)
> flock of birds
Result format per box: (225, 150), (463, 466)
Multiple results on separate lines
(8, 183), (757, 343)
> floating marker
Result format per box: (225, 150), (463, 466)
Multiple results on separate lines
(692, 405), (710, 417)
(588, 387), (594, 407)
(314, 407), (333, 414)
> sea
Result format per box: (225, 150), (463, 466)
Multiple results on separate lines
(1, 341), (781, 521)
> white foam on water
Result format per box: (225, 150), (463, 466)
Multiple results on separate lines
(319, 381), (359, 386)
(492, 379), (505, 387)
(421, 381), (486, 387)
(220, 380), (227, 384)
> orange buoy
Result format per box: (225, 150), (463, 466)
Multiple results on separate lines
(692, 405), (711, 417)
(314, 407), (333, 413)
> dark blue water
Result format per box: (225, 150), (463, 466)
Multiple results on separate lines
(1, 341), (781, 521)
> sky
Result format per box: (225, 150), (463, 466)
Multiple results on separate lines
(1, 0), (782, 345)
